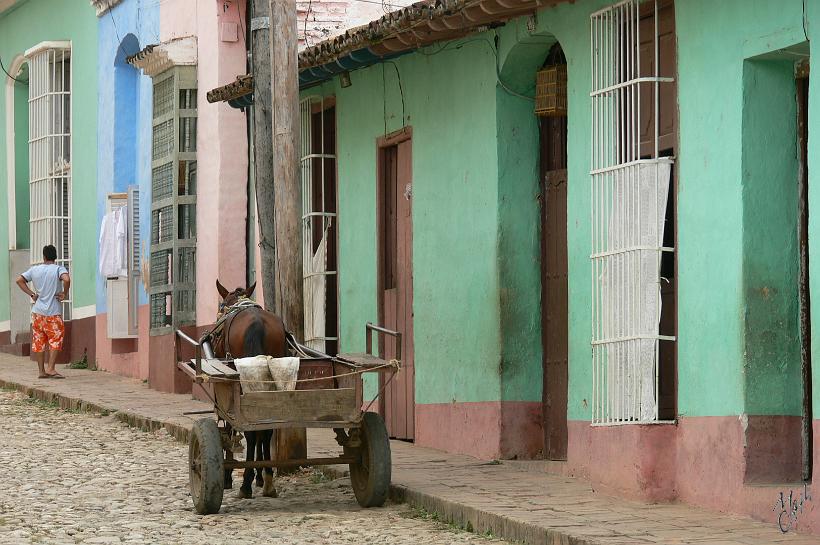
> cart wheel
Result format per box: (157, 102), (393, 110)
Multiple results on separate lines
(189, 418), (224, 514)
(349, 412), (391, 507)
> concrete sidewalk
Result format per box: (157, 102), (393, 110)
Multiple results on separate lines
(0, 353), (814, 545)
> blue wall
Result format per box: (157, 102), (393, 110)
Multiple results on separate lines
(96, 0), (159, 312)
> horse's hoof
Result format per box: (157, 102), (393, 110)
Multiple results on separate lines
(237, 486), (253, 499)
(262, 474), (278, 498)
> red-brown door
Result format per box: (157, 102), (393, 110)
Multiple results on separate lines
(379, 135), (415, 440)
(540, 113), (568, 460)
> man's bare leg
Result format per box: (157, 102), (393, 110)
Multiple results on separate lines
(36, 351), (46, 377)
(46, 349), (60, 375)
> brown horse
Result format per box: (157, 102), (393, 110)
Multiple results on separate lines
(214, 280), (287, 499)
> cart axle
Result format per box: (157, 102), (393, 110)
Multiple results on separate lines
(223, 456), (358, 470)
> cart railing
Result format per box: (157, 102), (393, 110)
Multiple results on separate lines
(176, 329), (203, 380)
(366, 322), (402, 363)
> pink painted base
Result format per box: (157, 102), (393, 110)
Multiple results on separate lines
(415, 401), (542, 460)
(95, 305), (150, 380)
(557, 416), (820, 535)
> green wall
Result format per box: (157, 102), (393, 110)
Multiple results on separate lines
(741, 58), (802, 416)
(0, 0), (98, 324)
(305, 40), (506, 406)
(305, 0), (820, 423)
(676, 0), (814, 417)
(13, 69), (29, 250)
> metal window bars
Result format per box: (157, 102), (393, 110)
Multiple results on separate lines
(300, 96), (337, 352)
(589, 0), (675, 424)
(27, 44), (72, 320)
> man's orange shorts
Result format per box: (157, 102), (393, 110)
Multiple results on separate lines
(31, 313), (65, 353)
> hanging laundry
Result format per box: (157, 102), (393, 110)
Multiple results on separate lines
(99, 206), (128, 278)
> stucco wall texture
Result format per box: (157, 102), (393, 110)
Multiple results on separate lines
(302, 0), (820, 529)
(0, 0), (99, 326)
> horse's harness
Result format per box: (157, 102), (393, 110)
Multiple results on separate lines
(201, 297), (260, 359)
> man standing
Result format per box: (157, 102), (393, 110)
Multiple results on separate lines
(15, 245), (71, 379)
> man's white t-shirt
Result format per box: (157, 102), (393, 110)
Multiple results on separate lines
(21, 264), (68, 317)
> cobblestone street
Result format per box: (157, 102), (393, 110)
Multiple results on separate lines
(0, 390), (505, 545)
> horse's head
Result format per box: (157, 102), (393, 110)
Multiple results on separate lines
(216, 279), (257, 314)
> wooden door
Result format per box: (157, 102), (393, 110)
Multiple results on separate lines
(379, 135), (415, 440)
(540, 114), (568, 460)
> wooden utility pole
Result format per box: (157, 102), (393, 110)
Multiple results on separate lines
(251, 0), (275, 312)
(269, 0), (306, 467)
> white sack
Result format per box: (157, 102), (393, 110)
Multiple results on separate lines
(267, 357), (300, 391)
(234, 356), (275, 393)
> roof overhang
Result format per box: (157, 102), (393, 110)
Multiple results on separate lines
(127, 36), (198, 77)
(208, 0), (568, 104)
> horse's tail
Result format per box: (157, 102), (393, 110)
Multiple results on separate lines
(243, 315), (267, 357)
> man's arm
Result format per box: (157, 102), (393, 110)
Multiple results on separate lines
(16, 275), (38, 302)
(56, 272), (70, 302)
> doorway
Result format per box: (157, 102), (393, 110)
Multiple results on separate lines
(539, 44), (569, 461)
(378, 130), (415, 441)
(797, 65), (812, 482)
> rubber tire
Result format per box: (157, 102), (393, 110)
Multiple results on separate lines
(189, 418), (224, 514)
(349, 412), (391, 507)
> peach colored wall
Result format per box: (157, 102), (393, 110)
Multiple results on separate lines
(95, 305), (150, 380)
(162, 0), (249, 325)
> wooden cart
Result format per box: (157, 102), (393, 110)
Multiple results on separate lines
(176, 323), (401, 515)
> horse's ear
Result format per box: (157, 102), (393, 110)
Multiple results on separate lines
(246, 282), (257, 298)
(216, 279), (229, 299)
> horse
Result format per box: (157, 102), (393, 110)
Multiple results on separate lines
(212, 279), (288, 499)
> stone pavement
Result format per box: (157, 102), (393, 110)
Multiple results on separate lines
(0, 353), (816, 545)
(0, 389), (503, 545)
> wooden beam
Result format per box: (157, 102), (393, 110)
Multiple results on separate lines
(270, 0), (307, 471)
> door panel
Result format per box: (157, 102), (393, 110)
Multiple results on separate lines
(379, 138), (415, 441)
(540, 108), (568, 460)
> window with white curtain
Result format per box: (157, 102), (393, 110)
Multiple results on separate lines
(590, 0), (676, 424)
(300, 96), (338, 353)
(26, 42), (72, 320)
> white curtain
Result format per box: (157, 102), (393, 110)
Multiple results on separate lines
(304, 230), (328, 352)
(602, 162), (671, 421)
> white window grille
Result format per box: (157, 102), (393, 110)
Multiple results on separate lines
(149, 67), (197, 332)
(590, 0), (675, 424)
(300, 96), (337, 352)
(26, 42), (72, 320)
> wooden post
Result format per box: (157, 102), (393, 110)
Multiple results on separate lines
(250, 0), (276, 312)
(270, 0), (307, 467)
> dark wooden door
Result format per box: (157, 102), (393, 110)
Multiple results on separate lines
(379, 137), (415, 440)
(540, 113), (568, 460)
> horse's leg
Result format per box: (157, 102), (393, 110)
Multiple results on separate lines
(239, 431), (256, 498)
(224, 448), (234, 490)
(255, 438), (264, 488)
(261, 429), (277, 497)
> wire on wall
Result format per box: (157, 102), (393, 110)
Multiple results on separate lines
(803, 0), (809, 42)
(418, 33), (538, 101)
(0, 55), (24, 84)
(304, 0), (314, 48)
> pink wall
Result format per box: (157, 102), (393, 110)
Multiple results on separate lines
(162, 0), (250, 326)
(95, 305), (150, 380)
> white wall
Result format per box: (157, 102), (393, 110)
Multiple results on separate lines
(297, 1), (415, 48)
